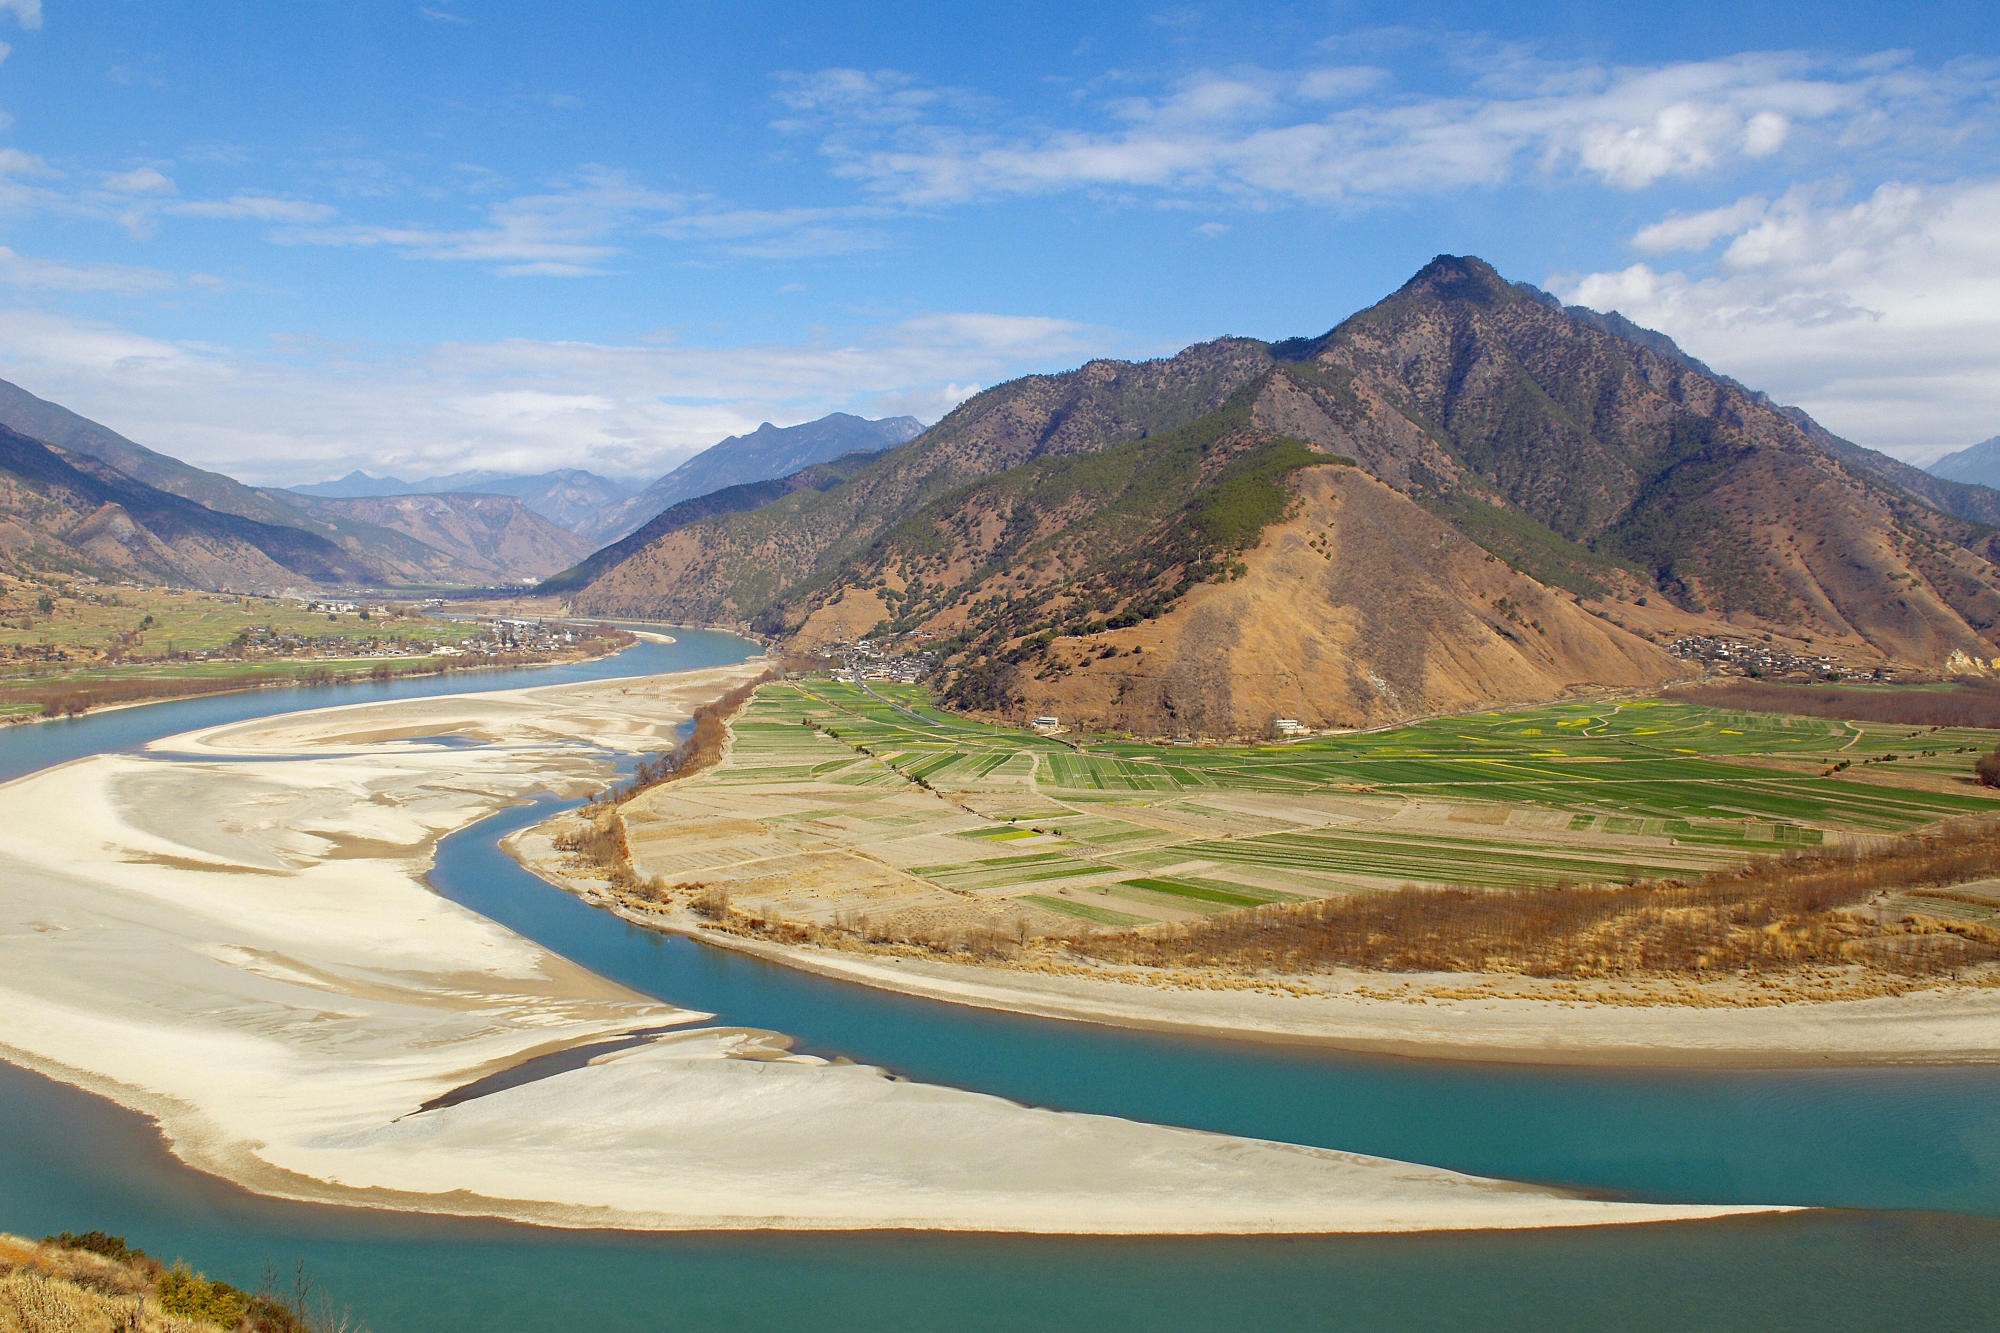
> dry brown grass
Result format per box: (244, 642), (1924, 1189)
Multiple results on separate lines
(1067, 821), (2000, 981)
(0, 1232), (352, 1332)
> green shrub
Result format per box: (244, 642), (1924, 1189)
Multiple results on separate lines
(156, 1262), (248, 1326)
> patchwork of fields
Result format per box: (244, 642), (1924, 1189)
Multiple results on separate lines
(618, 679), (2000, 937)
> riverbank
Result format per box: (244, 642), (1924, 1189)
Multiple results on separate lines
(0, 661), (1768, 1236)
(553, 900), (2000, 1068)
(0, 630), (639, 729)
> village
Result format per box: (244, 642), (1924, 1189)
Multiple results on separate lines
(1667, 634), (1867, 680)
(823, 637), (942, 686)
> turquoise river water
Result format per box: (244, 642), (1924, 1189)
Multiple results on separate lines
(1, 633), (1997, 1330)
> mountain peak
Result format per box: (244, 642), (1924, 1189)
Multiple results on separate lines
(1396, 254), (1515, 306)
(1927, 435), (2000, 487)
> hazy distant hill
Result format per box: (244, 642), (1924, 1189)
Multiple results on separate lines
(585, 413), (923, 542)
(0, 377), (596, 589)
(568, 256), (2000, 735)
(1928, 437), (2000, 489)
(289, 469), (423, 500)
(291, 467), (635, 534)
(0, 378), (327, 533)
(0, 423), (361, 589)
(279, 491), (592, 582)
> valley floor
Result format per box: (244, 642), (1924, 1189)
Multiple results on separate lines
(524, 674), (2000, 1067)
(0, 663), (1766, 1236)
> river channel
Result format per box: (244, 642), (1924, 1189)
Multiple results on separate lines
(2, 633), (1996, 1330)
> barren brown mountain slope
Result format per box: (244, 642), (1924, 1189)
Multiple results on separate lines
(1013, 468), (1683, 734)
(0, 423), (361, 588)
(564, 256), (2000, 735)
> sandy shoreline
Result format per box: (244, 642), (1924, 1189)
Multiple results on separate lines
(0, 661), (1778, 1235)
(566, 910), (2000, 1069)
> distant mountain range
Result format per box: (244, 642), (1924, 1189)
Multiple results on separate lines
(562, 255), (2000, 736)
(583, 413), (922, 541)
(0, 378), (585, 589)
(288, 412), (922, 546)
(291, 467), (637, 536)
(1927, 437), (2000, 489)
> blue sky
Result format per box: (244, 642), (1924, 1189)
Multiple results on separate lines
(0, 1), (1995, 484)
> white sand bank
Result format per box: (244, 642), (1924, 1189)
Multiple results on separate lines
(0, 665), (1778, 1234)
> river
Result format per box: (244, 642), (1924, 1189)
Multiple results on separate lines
(2, 633), (1996, 1330)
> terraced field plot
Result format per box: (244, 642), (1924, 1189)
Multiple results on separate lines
(618, 679), (2000, 936)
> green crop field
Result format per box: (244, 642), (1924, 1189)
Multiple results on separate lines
(654, 676), (2000, 933)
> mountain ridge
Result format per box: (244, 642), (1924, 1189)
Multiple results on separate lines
(584, 412), (925, 542)
(1928, 436), (2000, 489)
(0, 378), (595, 589)
(565, 254), (2000, 735)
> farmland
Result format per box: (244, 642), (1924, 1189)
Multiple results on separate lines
(0, 576), (623, 719)
(616, 678), (2000, 940)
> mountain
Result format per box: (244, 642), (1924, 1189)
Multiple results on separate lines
(565, 256), (2000, 736)
(1928, 437), (2000, 488)
(0, 423), (361, 588)
(0, 377), (326, 532)
(290, 467), (635, 533)
(425, 469), (633, 532)
(585, 413), (924, 542)
(568, 339), (1274, 624)
(0, 376), (595, 588)
(277, 491), (592, 582)
(539, 452), (883, 596)
(289, 469), (424, 499)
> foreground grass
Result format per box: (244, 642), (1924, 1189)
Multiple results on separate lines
(0, 1230), (354, 1332)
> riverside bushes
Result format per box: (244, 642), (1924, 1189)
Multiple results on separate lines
(1068, 821), (2000, 981)
(2, 1230), (350, 1331)
(557, 671), (776, 892)
(1675, 678), (2000, 728)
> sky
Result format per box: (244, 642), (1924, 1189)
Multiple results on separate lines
(0, 1), (1995, 485)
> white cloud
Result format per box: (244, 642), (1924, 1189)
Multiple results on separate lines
(288, 167), (683, 274)
(1554, 177), (2000, 456)
(168, 194), (335, 223)
(0, 0), (40, 31)
(781, 50), (1995, 206)
(0, 306), (1110, 484)
(102, 167), (178, 196)
(866, 381), (979, 423)
(291, 169), (901, 271)
(0, 246), (188, 293)
(1296, 66), (1391, 102)
(648, 203), (893, 259)
(1631, 196), (1769, 254)
(0, 147), (51, 176)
